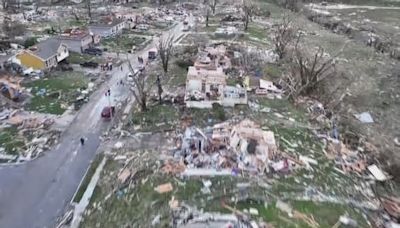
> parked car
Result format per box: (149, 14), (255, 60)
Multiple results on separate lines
(148, 48), (157, 60)
(101, 106), (115, 119)
(80, 61), (99, 68)
(83, 48), (103, 56)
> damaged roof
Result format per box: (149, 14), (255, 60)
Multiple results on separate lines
(28, 38), (64, 60)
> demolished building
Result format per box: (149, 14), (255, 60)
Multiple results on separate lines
(184, 66), (247, 108)
(185, 45), (247, 109)
(165, 119), (299, 176)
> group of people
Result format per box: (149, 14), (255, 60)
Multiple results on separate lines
(101, 62), (113, 71)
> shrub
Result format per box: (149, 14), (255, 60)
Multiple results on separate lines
(24, 37), (37, 48)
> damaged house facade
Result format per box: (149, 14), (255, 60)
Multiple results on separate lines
(16, 38), (69, 70)
(185, 45), (247, 109)
(57, 28), (100, 53)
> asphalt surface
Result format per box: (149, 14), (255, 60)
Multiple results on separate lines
(0, 19), (187, 228)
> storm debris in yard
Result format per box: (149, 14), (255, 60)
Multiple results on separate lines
(154, 183), (173, 193)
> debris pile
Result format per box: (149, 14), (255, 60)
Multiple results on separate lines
(163, 119), (304, 177)
(0, 109), (60, 162)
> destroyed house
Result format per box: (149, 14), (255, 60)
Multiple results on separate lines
(57, 29), (100, 53)
(16, 38), (69, 70)
(185, 66), (247, 108)
(185, 66), (226, 108)
(194, 45), (231, 71)
(228, 120), (277, 172)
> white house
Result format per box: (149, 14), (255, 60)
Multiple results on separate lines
(88, 19), (126, 38)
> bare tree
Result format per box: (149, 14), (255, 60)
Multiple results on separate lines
(158, 34), (174, 73)
(242, 0), (255, 31)
(282, 46), (338, 99)
(273, 14), (297, 59)
(204, 2), (210, 27)
(157, 34), (174, 103)
(210, 0), (218, 14)
(1, 0), (9, 10)
(127, 60), (154, 112)
(283, 0), (300, 12)
(86, 0), (92, 19)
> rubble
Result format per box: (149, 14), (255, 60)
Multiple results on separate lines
(162, 118), (307, 178)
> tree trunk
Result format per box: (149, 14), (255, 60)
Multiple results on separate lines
(157, 74), (163, 104)
(244, 17), (249, 31)
(87, 0), (91, 19)
(206, 9), (209, 27)
(141, 96), (147, 112)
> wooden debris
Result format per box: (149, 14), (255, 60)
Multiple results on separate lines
(154, 183), (173, 193)
(293, 211), (319, 228)
(118, 168), (131, 184)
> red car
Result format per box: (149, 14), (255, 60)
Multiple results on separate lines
(101, 106), (115, 119)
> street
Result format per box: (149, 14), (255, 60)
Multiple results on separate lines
(0, 20), (187, 228)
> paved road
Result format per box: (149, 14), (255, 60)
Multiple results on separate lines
(0, 19), (187, 228)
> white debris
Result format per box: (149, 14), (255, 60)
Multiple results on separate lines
(114, 155), (127, 161)
(114, 141), (124, 149)
(354, 112), (374, 123)
(182, 168), (232, 176)
(339, 215), (358, 227)
(249, 208), (259, 215)
(299, 155), (318, 168)
(367, 164), (388, 181)
(276, 200), (292, 215)
(151, 214), (161, 226)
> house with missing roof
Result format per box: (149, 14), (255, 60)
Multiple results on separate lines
(88, 19), (126, 38)
(57, 28), (100, 53)
(16, 38), (69, 70)
(185, 66), (247, 109)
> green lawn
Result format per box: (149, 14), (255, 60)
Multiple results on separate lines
(247, 25), (267, 40)
(73, 153), (104, 203)
(131, 104), (179, 131)
(0, 127), (25, 155)
(67, 52), (101, 65)
(23, 71), (89, 115)
(102, 35), (147, 52)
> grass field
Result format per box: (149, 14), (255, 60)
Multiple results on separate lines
(23, 71), (89, 115)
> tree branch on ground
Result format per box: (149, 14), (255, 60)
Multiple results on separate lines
(127, 58), (155, 112)
(242, 0), (255, 31)
(273, 14), (297, 60)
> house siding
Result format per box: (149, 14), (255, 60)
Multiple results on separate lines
(56, 45), (69, 62)
(16, 51), (45, 70)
